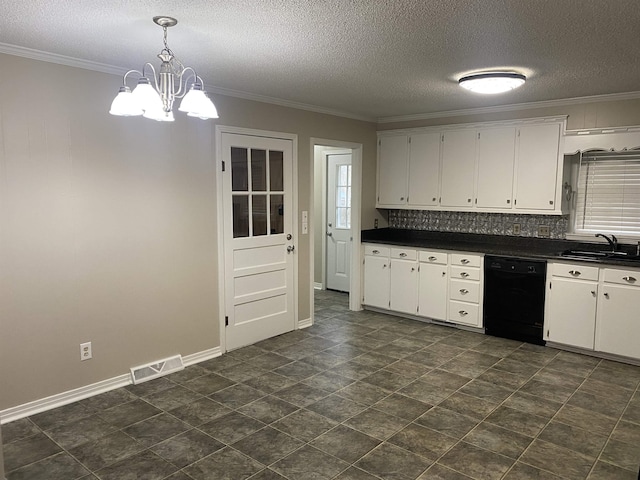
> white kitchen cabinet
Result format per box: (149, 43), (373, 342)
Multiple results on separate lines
(363, 246), (390, 309)
(440, 129), (477, 208)
(377, 135), (409, 206)
(417, 251), (448, 321)
(546, 276), (597, 350)
(514, 123), (561, 211)
(389, 247), (418, 314)
(407, 132), (442, 207)
(447, 253), (483, 327)
(475, 127), (516, 209)
(595, 268), (640, 359)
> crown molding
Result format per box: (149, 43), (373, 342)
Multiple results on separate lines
(0, 43), (376, 123)
(377, 91), (640, 124)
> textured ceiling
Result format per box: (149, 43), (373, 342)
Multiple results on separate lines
(1, 0), (640, 121)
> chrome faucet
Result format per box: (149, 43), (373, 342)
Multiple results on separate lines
(595, 233), (618, 252)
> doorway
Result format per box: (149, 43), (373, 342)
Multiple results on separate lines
(311, 140), (362, 315)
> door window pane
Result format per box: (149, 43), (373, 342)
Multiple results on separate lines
(270, 194), (284, 234)
(233, 195), (249, 237)
(251, 149), (267, 191)
(252, 195), (267, 236)
(231, 147), (248, 192)
(270, 151), (284, 191)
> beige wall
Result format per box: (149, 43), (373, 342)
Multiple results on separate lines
(0, 53), (378, 411)
(378, 98), (640, 131)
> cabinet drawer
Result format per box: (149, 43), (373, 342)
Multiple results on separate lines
(448, 301), (480, 326)
(418, 250), (447, 265)
(603, 267), (640, 286)
(391, 247), (417, 261)
(450, 265), (481, 281)
(450, 253), (481, 267)
(364, 245), (390, 257)
(449, 280), (480, 303)
(551, 262), (599, 281)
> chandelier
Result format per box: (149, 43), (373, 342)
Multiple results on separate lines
(109, 16), (218, 122)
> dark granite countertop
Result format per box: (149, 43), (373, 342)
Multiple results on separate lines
(361, 229), (640, 268)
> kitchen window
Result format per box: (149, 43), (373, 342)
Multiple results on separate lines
(573, 150), (640, 237)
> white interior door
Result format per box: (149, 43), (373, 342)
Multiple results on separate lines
(326, 153), (352, 292)
(222, 133), (295, 350)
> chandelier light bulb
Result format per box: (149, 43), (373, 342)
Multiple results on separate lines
(109, 86), (143, 116)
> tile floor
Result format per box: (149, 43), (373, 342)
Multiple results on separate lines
(3, 290), (640, 480)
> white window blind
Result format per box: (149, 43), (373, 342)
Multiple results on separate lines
(575, 150), (640, 235)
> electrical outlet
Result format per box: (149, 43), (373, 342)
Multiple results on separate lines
(538, 225), (550, 237)
(80, 342), (92, 361)
(374, 218), (379, 229)
(513, 223), (521, 235)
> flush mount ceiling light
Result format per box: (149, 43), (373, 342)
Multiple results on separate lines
(109, 16), (218, 121)
(458, 72), (526, 94)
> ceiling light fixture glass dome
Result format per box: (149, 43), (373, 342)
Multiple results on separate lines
(459, 72), (526, 94)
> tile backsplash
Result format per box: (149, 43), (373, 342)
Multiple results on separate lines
(388, 210), (569, 239)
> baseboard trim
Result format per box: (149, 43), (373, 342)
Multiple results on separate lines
(0, 346), (223, 424)
(298, 317), (313, 329)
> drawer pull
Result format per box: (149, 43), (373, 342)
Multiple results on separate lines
(399, 252), (407, 257)
(459, 310), (468, 316)
(372, 250), (380, 254)
(460, 272), (469, 278)
(622, 276), (637, 283)
(459, 289), (469, 294)
(460, 259), (470, 264)
(604, 292), (609, 298)
(428, 256), (437, 261)
(568, 270), (581, 277)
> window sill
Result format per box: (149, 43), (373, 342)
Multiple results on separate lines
(566, 232), (640, 244)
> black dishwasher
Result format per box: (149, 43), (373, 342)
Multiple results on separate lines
(483, 256), (547, 345)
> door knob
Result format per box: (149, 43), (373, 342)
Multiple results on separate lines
(287, 245), (295, 253)
(327, 232), (333, 237)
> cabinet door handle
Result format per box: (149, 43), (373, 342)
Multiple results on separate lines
(460, 272), (469, 278)
(459, 310), (468, 316)
(442, 271), (446, 277)
(568, 270), (581, 276)
(411, 267), (415, 272)
(467, 198), (472, 203)
(506, 199), (511, 204)
(591, 290), (596, 296)
(432, 197), (436, 201)
(399, 252), (407, 257)
(622, 276), (637, 283)
(382, 264), (387, 268)
(372, 250), (380, 254)
(400, 197), (405, 201)
(460, 259), (470, 264)
(459, 289), (469, 294)
(604, 292), (609, 298)
(428, 256), (437, 261)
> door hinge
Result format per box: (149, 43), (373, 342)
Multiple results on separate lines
(417, 306), (420, 313)
(478, 132), (480, 139)
(378, 139), (381, 146)
(549, 282), (552, 290)
(225, 315), (229, 326)
(546, 329), (550, 337)
(475, 198), (477, 204)
(388, 301), (391, 308)
(222, 161), (226, 172)
(408, 137), (411, 144)
(514, 199), (517, 205)
(406, 196), (409, 202)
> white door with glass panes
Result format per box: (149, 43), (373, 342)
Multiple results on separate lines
(326, 153), (352, 292)
(222, 133), (295, 351)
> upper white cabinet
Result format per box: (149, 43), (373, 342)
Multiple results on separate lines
(440, 130), (477, 208)
(408, 132), (441, 207)
(376, 117), (565, 214)
(476, 127), (516, 209)
(514, 123), (561, 211)
(377, 135), (409, 206)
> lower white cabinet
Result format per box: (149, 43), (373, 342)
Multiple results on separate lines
(417, 252), (448, 321)
(546, 275), (597, 349)
(546, 263), (640, 360)
(363, 244), (483, 328)
(389, 248), (418, 314)
(596, 268), (640, 359)
(363, 246), (390, 309)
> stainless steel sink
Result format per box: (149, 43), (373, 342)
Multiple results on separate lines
(559, 249), (640, 262)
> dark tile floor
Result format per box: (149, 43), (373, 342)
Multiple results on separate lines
(3, 289), (640, 480)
